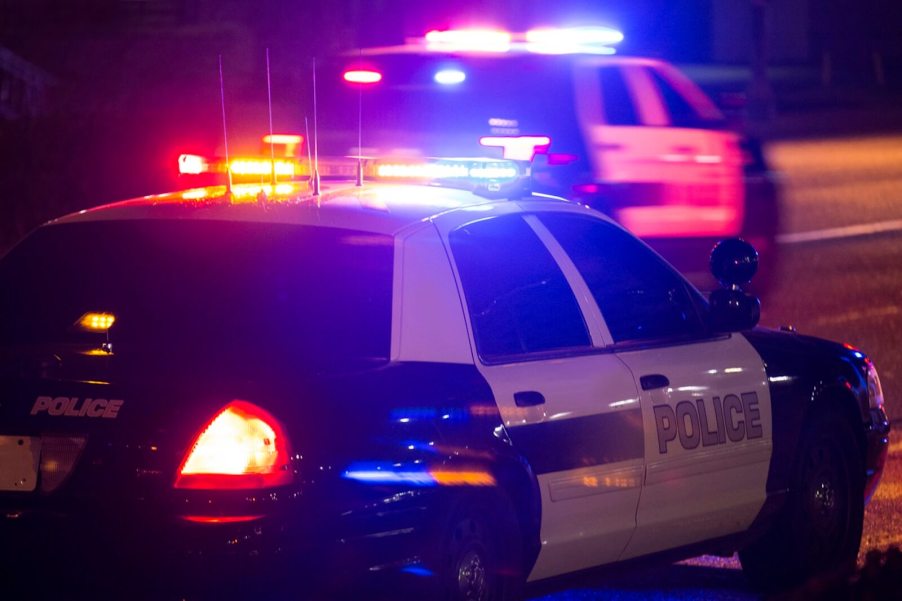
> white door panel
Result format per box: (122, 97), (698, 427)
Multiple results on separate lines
(617, 334), (772, 559)
(480, 356), (643, 580)
(531, 460), (643, 580)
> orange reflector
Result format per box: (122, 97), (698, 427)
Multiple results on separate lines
(429, 470), (496, 487)
(76, 312), (116, 333)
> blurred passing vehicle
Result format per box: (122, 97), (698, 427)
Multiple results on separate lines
(320, 27), (781, 288)
(0, 156), (885, 601)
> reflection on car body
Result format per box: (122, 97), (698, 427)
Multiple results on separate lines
(0, 161), (887, 600)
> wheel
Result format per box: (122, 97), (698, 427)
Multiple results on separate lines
(434, 493), (525, 601)
(740, 410), (864, 591)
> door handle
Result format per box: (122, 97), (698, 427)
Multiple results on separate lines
(640, 374), (670, 391)
(514, 391), (546, 407)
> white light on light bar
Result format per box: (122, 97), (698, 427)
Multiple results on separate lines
(434, 69), (466, 85)
(230, 159), (297, 177)
(376, 162), (469, 179)
(525, 27), (623, 55)
(375, 161), (518, 181)
(425, 29), (512, 53)
(178, 154), (208, 175)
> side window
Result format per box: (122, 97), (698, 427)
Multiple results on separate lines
(538, 213), (706, 344)
(449, 215), (591, 361)
(647, 68), (704, 129)
(598, 67), (640, 126)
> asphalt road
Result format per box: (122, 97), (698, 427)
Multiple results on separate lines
(525, 133), (902, 600)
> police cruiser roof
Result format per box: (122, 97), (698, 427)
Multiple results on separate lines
(50, 180), (573, 236)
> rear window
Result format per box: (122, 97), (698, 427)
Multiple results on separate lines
(318, 54), (583, 158)
(0, 220), (393, 367)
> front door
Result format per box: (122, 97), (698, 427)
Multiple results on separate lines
(533, 211), (772, 558)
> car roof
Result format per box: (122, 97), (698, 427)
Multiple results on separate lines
(49, 181), (574, 236)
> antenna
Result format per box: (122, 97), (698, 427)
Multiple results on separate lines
(218, 55), (233, 197)
(311, 58), (321, 197)
(356, 50), (363, 187)
(266, 48), (276, 190)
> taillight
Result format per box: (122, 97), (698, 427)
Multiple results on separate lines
(174, 401), (292, 490)
(343, 69), (382, 84)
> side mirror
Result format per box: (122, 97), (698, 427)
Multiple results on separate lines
(708, 239), (760, 331)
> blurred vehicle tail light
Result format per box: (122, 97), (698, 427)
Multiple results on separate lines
(175, 401), (292, 490)
(343, 69), (383, 84)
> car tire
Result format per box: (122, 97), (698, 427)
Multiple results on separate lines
(739, 410), (864, 591)
(433, 492), (525, 601)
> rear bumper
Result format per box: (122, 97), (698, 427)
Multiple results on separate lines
(0, 484), (435, 597)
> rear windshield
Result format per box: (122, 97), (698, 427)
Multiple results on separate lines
(318, 53), (583, 158)
(0, 220), (393, 367)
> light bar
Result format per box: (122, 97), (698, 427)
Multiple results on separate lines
(262, 134), (303, 145)
(480, 135), (551, 161)
(372, 159), (520, 183)
(230, 158), (298, 177)
(421, 27), (623, 55)
(425, 29), (512, 53)
(525, 27), (623, 55)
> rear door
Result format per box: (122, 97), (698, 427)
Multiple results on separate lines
(434, 207), (643, 581)
(574, 60), (744, 239)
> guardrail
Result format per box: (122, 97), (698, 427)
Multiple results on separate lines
(0, 46), (55, 121)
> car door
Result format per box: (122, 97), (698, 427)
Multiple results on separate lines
(573, 59), (744, 239)
(434, 207), (643, 581)
(535, 211), (772, 558)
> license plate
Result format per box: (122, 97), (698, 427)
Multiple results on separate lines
(0, 436), (41, 492)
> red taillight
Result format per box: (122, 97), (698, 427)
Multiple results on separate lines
(343, 69), (382, 84)
(174, 401), (292, 490)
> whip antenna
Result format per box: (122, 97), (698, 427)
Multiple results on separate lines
(356, 50), (363, 187)
(266, 48), (276, 189)
(311, 58), (321, 197)
(219, 55), (233, 197)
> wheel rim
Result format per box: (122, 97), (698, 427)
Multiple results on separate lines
(456, 546), (488, 601)
(449, 515), (492, 601)
(801, 438), (848, 561)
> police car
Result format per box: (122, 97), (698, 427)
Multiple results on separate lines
(0, 156), (888, 600)
(318, 27), (781, 289)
